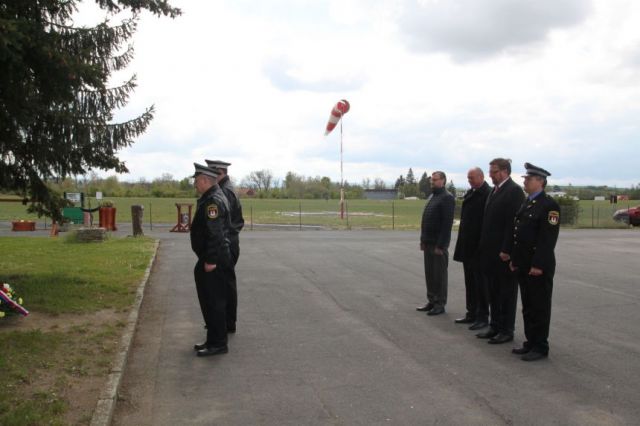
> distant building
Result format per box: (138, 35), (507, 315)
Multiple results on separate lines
(363, 189), (398, 200)
(237, 188), (256, 198)
(548, 191), (567, 198)
(549, 191), (579, 201)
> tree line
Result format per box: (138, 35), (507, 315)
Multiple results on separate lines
(39, 168), (449, 200)
(19, 170), (640, 201)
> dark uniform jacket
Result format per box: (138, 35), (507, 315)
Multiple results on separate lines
(420, 187), (456, 249)
(190, 185), (232, 267)
(509, 192), (560, 273)
(453, 181), (490, 263)
(478, 177), (525, 273)
(218, 176), (244, 237)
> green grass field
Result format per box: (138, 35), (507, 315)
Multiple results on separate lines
(0, 236), (156, 424)
(1, 195), (637, 229)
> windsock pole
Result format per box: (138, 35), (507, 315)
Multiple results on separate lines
(340, 118), (345, 219)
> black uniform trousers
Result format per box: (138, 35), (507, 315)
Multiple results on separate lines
(194, 260), (230, 347)
(226, 235), (240, 327)
(424, 246), (448, 308)
(463, 260), (489, 322)
(517, 270), (554, 354)
(486, 263), (518, 336)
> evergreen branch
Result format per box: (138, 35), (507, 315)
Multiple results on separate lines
(95, 0), (181, 18)
(75, 75), (138, 117)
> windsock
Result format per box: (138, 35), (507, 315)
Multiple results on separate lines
(324, 99), (350, 136)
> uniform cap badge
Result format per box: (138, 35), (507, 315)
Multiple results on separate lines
(548, 210), (559, 225)
(207, 204), (219, 219)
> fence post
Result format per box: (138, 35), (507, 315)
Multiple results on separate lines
(299, 201), (302, 230)
(346, 201), (349, 229)
(131, 205), (144, 236)
(392, 201), (395, 230)
(250, 204), (253, 231)
(149, 202), (153, 230)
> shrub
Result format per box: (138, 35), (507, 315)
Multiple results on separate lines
(554, 195), (579, 225)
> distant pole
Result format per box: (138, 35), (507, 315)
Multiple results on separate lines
(149, 202), (153, 230)
(392, 201), (395, 230)
(250, 204), (253, 231)
(340, 119), (345, 220)
(299, 201), (302, 230)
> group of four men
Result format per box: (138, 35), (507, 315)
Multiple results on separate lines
(418, 158), (560, 362)
(190, 160), (244, 357)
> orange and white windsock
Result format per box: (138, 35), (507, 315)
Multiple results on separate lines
(324, 99), (350, 136)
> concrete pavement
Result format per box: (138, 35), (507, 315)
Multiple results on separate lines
(107, 228), (640, 425)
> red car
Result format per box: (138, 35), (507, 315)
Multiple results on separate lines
(613, 206), (640, 226)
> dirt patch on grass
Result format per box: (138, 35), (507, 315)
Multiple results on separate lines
(0, 309), (128, 425)
(1, 309), (127, 332)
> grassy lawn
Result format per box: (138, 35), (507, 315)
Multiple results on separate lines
(0, 236), (156, 425)
(1, 195), (637, 229)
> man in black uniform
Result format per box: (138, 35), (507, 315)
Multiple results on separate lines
(205, 159), (244, 333)
(453, 167), (491, 329)
(191, 163), (233, 356)
(509, 163), (560, 361)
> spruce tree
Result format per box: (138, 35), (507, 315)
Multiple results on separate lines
(446, 180), (457, 197)
(0, 0), (180, 220)
(418, 171), (431, 199)
(404, 168), (417, 197)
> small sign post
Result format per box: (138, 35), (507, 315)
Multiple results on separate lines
(170, 203), (193, 232)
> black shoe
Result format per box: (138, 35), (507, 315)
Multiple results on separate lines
(512, 346), (531, 355)
(196, 345), (229, 357)
(521, 351), (548, 362)
(469, 321), (488, 331)
(194, 342), (207, 351)
(427, 307), (445, 316)
(416, 303), (434, 312)
(476, 329), (498, 339)
(454, 316), (475, 324)
(488, 333), (513, 344)
(227, 324), (236, 333)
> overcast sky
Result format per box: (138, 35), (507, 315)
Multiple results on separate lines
(81, 0), (639, 188)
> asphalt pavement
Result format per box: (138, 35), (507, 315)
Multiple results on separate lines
(88, 227), (640, 425)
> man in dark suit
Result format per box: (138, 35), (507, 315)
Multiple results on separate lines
(417, 171), (456, 316)
(509, 163), (560, 361)
(453, 167), (490, 330)
(476, 158), (525, 344)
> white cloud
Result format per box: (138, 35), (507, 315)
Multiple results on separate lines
(77, 0), (640, 188)
(396, 0), (592, 61)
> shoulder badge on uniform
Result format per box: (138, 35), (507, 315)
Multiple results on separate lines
(548, 210), (560, 226)
(207, 204), (219, 219)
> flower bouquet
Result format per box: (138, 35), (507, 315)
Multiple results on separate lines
(0, 283), (29, 318)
